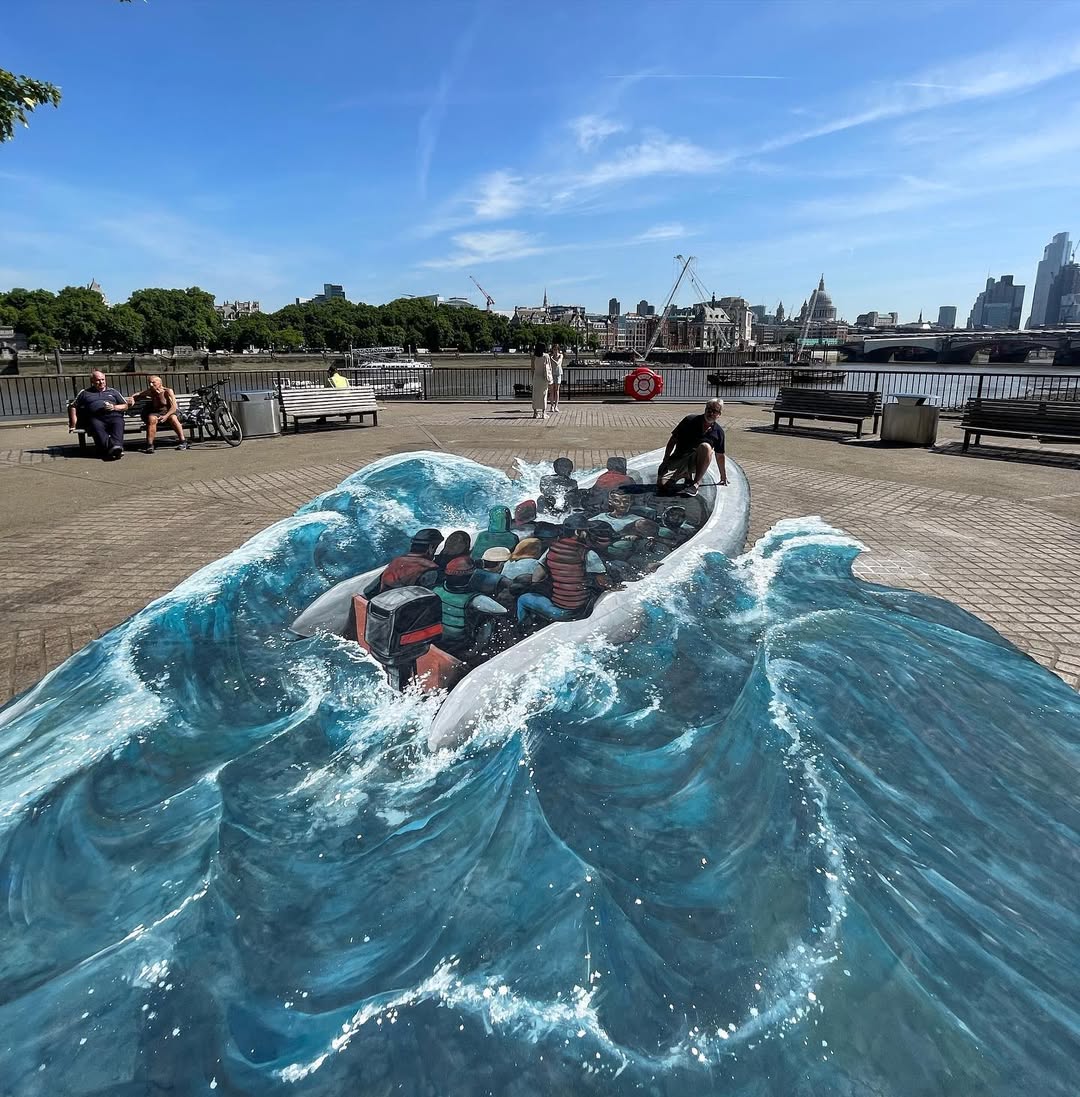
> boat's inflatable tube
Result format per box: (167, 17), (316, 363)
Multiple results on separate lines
(291, 567), (383, 639)
(426, 449), (750, 751)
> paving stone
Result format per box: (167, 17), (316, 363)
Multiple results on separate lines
(2, 401), (1079, 700)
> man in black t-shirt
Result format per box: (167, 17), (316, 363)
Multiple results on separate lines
(67, 371), (129, 460)
(655, 398), (728, 497)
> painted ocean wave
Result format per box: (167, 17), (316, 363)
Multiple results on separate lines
(0, 452), (1077, 1096)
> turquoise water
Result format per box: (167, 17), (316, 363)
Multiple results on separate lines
(0, 452), (1077, 1095)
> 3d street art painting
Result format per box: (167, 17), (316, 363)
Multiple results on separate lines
(0, 450), (1077, 1096)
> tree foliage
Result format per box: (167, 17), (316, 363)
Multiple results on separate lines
(0, 70), (62, 143)
(1, 2), (134, 143)
(0, 284), (598, 354)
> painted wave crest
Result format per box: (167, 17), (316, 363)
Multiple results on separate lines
(0, 453), (1077, 1096)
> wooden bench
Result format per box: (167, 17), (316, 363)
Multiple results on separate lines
(961, 398), (1080, 451)
(75, 394), (200, 451)
(771, 387), (880, 438)
(278, 384), (379, 432)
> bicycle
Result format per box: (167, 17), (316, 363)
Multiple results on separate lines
(181, 379), (243, 447)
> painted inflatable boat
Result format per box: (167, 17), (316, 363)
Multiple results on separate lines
(291, 448), (750, 749)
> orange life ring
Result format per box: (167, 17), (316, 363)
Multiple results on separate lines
(624, 366), (664, 401)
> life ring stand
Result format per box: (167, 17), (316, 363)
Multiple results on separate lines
(624, 366), (664, 401)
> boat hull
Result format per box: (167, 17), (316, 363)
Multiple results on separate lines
(426, 449), (750, 750)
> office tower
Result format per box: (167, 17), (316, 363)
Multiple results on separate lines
(1027, 233), (1072, 327)
(968, 276), (1025, 330)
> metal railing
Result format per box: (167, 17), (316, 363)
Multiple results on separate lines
(3, 364), (1080, 422)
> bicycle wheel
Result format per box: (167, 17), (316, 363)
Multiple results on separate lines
(213, 404), (243, 447)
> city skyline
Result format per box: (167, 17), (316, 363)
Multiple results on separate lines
(4, 2), (1080, 320)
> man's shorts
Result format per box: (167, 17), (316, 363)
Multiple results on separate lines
(657, 451), (697, 481)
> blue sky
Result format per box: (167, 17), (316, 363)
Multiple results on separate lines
(3, 0), (1080, 321)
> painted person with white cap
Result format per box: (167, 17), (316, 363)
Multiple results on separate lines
(470, 545), (512, 601)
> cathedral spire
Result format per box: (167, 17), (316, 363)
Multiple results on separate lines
(818, 274), (826, 292)
(543, 287), (548, 309)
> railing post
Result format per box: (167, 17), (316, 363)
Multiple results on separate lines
(494, 369), (499, 401)
(976, 374), (984, 399)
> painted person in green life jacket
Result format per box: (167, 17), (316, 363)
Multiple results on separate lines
(656, 398), (728, 497)
(433, 556), (506, 658)
(471, 506), (518, 560)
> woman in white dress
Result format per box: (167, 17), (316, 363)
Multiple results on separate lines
(531, 342), (552, 419)
(548, 343), (564, 413)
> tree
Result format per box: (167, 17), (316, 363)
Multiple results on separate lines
(100, 304), (145, 353)
(1, 4), (134, 143)
(126, 287), (221, 350)
(0, 71), (62, 144)
(274, 327), (304, 352)
(52, 286), (109, 351)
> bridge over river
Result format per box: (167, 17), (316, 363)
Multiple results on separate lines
(840, 330), (1080, 366)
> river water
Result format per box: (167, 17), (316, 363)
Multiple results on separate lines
(0, 453), (1077, 1095)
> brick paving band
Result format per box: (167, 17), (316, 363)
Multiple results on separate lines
(2, 401), (1079, 701)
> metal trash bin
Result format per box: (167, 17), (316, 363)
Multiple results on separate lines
(881, 393), (939, 445)
(230, 390), (281, 437)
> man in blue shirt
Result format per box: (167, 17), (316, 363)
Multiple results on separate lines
(67, 371), (129, 460)
(655, 398), (728, 497)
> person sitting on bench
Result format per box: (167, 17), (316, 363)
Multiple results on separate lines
(68, 370), (128, 461)
(125, 375), (189, 453)
(656, 398), (728, 497)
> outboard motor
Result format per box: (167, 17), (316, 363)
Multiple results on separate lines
(364, 586), (443, 691)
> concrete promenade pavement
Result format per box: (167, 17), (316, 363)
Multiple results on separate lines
(2, 399), (1080, 703)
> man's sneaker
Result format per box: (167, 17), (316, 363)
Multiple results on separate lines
(144, 444), (155, 454)
(681, 483), (699, 497)
(176, 442), (190, 451)
(109, 445), (123, 460)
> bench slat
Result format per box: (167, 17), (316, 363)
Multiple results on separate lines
(961, 398), (1080, 451)
(278, 384), (380, 433)
(770, 387), (879, 438)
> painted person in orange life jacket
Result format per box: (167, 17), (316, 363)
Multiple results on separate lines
(656, 398), (728, 497)
(379, 528), (444, 593)
(587, 456), (638, 512)
(516, 514), (619, 625)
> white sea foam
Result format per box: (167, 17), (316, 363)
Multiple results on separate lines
(737, 517), (866, 604)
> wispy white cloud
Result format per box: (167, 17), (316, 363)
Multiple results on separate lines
(416, 7), (484, 197)
(635, 223), (689, 241)
(757, 36), (1080, 156)
(420, 229), (550, 270)
(573, 136), (727, 189)
(469, 171), (531, 219)
(603, 73), (785, 80)
(569, 114), (626, 151)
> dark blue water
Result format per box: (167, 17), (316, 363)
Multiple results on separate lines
(1, 453), (1077, 1096)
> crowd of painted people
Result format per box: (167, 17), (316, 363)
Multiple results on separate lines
(374, 456), (704, 662)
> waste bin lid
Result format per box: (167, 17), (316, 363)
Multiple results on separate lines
(890, 392), (930, 405)
(236, 390), (275, 400)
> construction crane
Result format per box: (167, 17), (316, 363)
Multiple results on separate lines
(637, 254), (696, 362)
(469, 275), (495, 311)
(686, 262), (714, 306)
